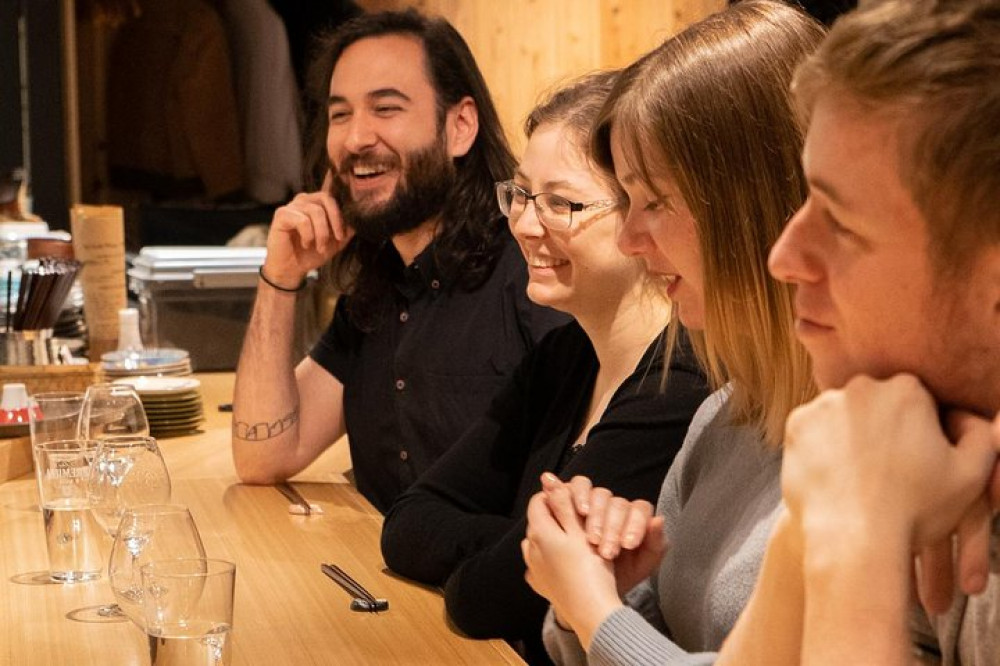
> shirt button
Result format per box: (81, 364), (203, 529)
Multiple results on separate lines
(430, 279), (440, 290)
(395, 379), (405, 391)
(399, 311), (409, 323)
(399, 450), (409, 461)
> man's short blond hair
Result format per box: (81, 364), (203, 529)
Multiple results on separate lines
(793, 0), (1000, 275)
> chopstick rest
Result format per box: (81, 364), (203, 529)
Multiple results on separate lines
(276, 482), (323, 515)
(321, 563), (389, 613)
(350, 598), (390, 612)
(288, 502), (323, 515)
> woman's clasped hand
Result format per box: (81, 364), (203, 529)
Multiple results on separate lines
(523, 473), (665, 648)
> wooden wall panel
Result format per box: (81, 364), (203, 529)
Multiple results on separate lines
(357, 0), (725, 153)
(453, 1), (602, 151)
(600, 0), (725, 67)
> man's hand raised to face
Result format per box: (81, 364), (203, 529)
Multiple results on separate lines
(262, 171), (355, 290)
(780, 374), (999, 615)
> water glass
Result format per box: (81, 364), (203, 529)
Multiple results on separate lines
(32, 439), (103, 582)
(142, 559), (235, 666)
(109, 504), (206, 627)
(29, 392), (85, 446)
(79, 383), (149, 439)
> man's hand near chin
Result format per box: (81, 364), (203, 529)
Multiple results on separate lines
(915, 413), (1000, 617)
(778, 374), (998, 665)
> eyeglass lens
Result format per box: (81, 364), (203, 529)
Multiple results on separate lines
(501, 184), (572, 228)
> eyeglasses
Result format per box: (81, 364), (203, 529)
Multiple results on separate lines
(495, 180), (618, 231)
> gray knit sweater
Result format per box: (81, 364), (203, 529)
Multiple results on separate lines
(543, 387), (783, 666)
(929, 550), (1000, 665)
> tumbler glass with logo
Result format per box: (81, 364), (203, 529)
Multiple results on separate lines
(32, 439), (103, 582)
(29, 392), (85, 446)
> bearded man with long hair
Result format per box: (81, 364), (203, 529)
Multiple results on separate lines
(231, 9), (567, 513)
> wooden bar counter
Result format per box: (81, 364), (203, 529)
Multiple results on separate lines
(0, 373), (525, 665)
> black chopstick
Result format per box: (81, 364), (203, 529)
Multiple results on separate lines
(320, 563), (388, 612)
(9, 259), (81, 332)
(321, 563), (375, 603)
(12, 269), (30, 330)
(5, 270), (11, 333)
(42, 262), (78, 330)
(25, 269), (54, 329)
(276, 481), (311, 515)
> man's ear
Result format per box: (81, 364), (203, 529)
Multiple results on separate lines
(445, 96), (478, 159)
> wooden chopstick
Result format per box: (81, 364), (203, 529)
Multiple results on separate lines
(320, 563), (388, 612)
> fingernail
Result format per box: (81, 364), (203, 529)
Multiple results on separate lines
(601, 544), (616, 558)
(541, 472), (558, 487)
(622, 532), (636, 548)
(966, 572), (986, 594)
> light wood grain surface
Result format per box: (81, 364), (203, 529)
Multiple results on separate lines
(0, 373), (525, 665)
(353, 0), (726, 154)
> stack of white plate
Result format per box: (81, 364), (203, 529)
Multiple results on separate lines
(112, 376), (205, 438)
(102, 348), (192, 378)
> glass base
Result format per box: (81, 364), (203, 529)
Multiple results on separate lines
(10, 570), (61, 585)
(66, 603), (129, 624)
(49, 571), (101, 584)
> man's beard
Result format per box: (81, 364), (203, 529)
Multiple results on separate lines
(332, 140), (457, 244)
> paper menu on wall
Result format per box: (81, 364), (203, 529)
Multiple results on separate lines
(70, 205), (127, 359)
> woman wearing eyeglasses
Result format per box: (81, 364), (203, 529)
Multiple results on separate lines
(380, 70), (710, 665)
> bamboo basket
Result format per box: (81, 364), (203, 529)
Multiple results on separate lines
(0, 435), (32, 482)
(0, 364), (103, 481)
(0, 363), (103, 395)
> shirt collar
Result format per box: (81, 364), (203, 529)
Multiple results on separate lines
(388, 240), (449, 300)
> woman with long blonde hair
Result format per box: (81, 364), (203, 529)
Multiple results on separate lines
(522, 2), (822, 663)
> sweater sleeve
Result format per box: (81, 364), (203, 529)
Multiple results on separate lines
(588, 607), (718, 666)
(442, 346), (709, 642)
(566, 390), (734, 666)
(542, 607), (588, 666)
(542, 583), (717, 666)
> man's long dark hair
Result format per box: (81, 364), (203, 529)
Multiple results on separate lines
(303, 9), (516, 330)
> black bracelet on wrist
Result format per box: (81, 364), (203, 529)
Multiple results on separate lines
(258, 267), (307, 293)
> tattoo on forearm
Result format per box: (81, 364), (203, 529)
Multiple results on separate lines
(233, 408), (300, 441)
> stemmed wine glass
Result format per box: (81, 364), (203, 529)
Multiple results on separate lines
(78, 383), (149, 439)
(66, 383), (153, 621)
(67, 435), (171, 623)
(89, 435), (172, 539)
(108, 504), (206, 627)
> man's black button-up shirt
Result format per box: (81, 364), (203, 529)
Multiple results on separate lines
(309, 234), (569, 513)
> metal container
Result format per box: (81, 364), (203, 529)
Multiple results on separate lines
(0, 329), (54, 365)
(128, 247), (319, 371)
